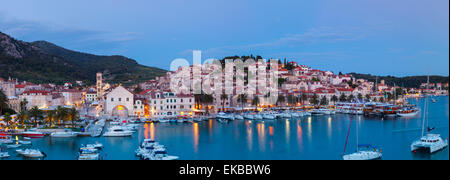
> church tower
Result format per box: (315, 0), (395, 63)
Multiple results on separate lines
(96, 72), (103, 99)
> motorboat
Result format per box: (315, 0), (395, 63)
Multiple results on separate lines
(262, 112), (276, 120)
(21, 149), (45, 158)
(21, 131), (45, 138)
(217, 112), (235, 121)
(280, 111), (292, 118)
(145, 149), (179, 160)
(0, 152), (10, 158)
(103, 126), (133, 137)
(83, 143), (103, 149)
(7, 144), (21, 148)
(411, 134), (448, 153)
(235, 114), (244, 120)
(18, 140), (32, 145)
(50, 130), (78, 138)
(78, 148), (100, 160)
(253, 113), (263, 120)
(243, 114), (255, 120)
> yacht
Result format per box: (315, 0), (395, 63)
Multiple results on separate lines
(217, 112), (235, 120)
(411, 76), (448, 154)
(50, 130), (78, 138)
(103, 126), (133, 137)
(254, 113), (263, 120)
(262, 112), (276, 120)
(21, 131), (45, 138)
(280, 111), (292, 118)
(78, 148), (100, 160)
(18, 140), (31, 145)
(343, 145), (382, 160)
(243, 113), (255, 120)
(0, 151), (10, 158)
(7, 144), (21, 148)
(145, 149), (179, 160)
(397, 108), (419, 117)
(18, 149), (45, 158)
(235, 114), (244, 120)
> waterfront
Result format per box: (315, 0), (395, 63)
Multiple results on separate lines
(1, 96), (448, 160)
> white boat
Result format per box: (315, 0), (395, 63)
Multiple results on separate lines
(159, 118), (169, 123)
(0, 152), (10, 158)
(254, 114), (263, 120)
(78, 148), (100, 160)
(280, 112), (292, 118)
(217, 112), (235, 120)
(262, 112), (276, 120)
(411, 134), (448, 153)
(146, 149), (179, 160)
(343, 112), (382, 160)
(343, 148), (382, 160)
(235, 115), (244, 120)
(411, 76), (448, 154)
(397, 109), (419, 117)
(303, 111), (312, 116)
(18, 140), (32, 145)
(103, 126), (133, 137)
(0, 138), (14, 144)
(7, 144), (21, 148)
(50, 131), (78, 138)
(83, 143), (103, 149)
(243, 114), (255, 120)
(20, 149), (45, 158)
(291, 112), (301, 118)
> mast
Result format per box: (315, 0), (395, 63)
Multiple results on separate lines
(421, 75), (429, 137)
(356, 111), (359, 152)
(425, 75), (430, 134)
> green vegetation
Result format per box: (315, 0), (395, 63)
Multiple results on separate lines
(349, 73), (449, 88)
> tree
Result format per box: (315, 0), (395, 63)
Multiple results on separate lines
(348, 94), (355, 102)
(56, 106), (68, 126)
(287, 94), (297, 106)
(387, 92), (393, 101)
(17, 110), (28, 127)
(301, 94), (308, 105)
(29, 106), (43, 127)
(46, 110), (56, 127)
(310, 93), (319, 106)
(220, 93), (228, 112)
(365, 94), (371, 102)
(251, 96), (260, 109)
(237, 94), (248, 110)
(320, 96), (328, 106)
(331, 95), (338, 105)
(379, 97), (384, 102)
(0, 90), (8, 116)
(20, 98), (28, 112)
(194, 93), (214, 114)
(339, 94), (347, 102)
(277, 95), (285, 106)
(357, 93), (363, 101)
(2, 113), (12, 128)
(68, 107), (79, 127)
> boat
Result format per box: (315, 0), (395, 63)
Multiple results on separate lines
(7, 144), (21, 148)
(343, 145), (382, 160)
(145, 149), (179, 160)
(235, 114), (244, 120)
(103, 126), (133, 137)
(78, 148), (100, 160)
(243, 113), (255, 120)
(82, 143), (103, 149)
(262, 112), (276, 120)
(343, 110), (382, 160)
(216, 112), (235, 121)
(18, 140), (32, 145)
(50, 130), (78, 138)
(397, 108), (419, 117)
(0, 152), (10, 158)
(21, 131), (45, 138)
(19, 149), (45, 158)
(411, 77), (448, 153)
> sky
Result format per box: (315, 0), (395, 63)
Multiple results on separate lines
(0, 0), (448, 76)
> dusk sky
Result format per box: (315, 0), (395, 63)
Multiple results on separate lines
(1, 0), (448, 76)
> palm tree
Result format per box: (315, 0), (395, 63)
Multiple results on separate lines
(195, 93), (214, 114)
(17, 110), (28, 127)
(29, 106), (43, 127)
(277, 95), (285, 107)
(348, 94), (355, 102)
(357, 93), (363, 101)
(237, 94), (248, 110)
(331, 95), (338, 105)
(310, 93), (319, 106)
(287, 95), (296, 106)
(68, 107), (79, 128)
(0, 90), (8, 116)
(220, 93), (228, 112)
(301, 94), (308, 106)
(251, 96), (260, 110)
(2, 113), (12, 129)
(365, 94), (371, 102)
(320, 96), (328, 106)
(46, 110), (56, 127)
(339, 94), (347, 102)
(56, 106), (68, 126)
(20, 98), (28, 112)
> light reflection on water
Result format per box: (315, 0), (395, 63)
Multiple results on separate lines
(1, 96), (448, 160)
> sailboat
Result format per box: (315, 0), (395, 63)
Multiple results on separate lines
(343, 104), (382, 160)
(411, 75), (448, 153)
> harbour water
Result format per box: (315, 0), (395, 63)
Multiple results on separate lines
(2, 96), (448, 160)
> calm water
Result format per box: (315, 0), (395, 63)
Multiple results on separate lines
(2, 96), (448, 160)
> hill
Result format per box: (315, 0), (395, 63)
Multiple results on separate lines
(349, 73), (449, 88)
(0, 32), (167, 85)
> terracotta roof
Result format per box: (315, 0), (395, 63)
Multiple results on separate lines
(21, 90), (51, 96)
